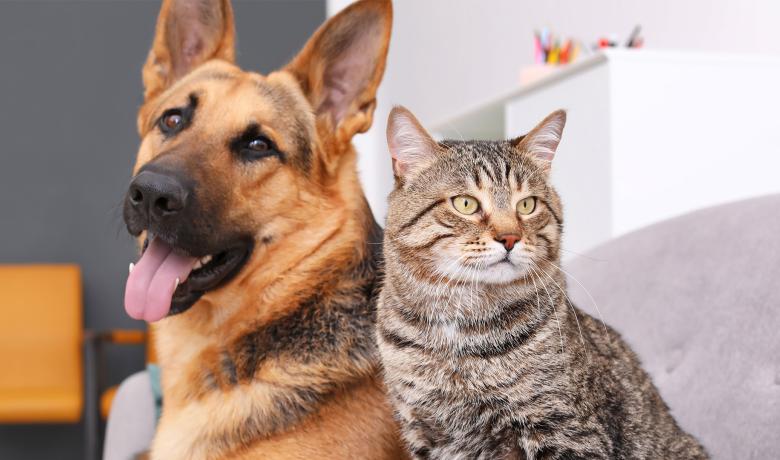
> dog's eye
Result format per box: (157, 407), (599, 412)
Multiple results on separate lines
(239, 136), (280, 162)
(230, 124), (284, 163)
(248, 137), (271, 152)
(159, 110), (184, 135)
(163, 114), (182, 129)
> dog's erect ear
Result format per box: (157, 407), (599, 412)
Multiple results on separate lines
(285, 0), (392, 145)
(511, 109), (566, 168)
(142, 0), (236, 101)
(387, 106), (440, 182)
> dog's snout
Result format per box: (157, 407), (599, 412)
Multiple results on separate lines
(127, 170), (189, 222)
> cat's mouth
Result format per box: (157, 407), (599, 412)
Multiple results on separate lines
(488, 253), (517, 266)
(435, 248), (533, 284)
(487, 258), (512, 267)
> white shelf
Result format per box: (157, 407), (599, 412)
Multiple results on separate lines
(432, 50), (780, 256)
(430, 52), (608, 140)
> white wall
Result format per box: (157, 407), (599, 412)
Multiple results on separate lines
(328, 0), (780, 221)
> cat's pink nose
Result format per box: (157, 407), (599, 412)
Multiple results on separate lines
(496, 233), (521, 251)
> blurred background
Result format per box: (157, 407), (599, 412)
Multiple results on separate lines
(0, 0), (778, 458)
(349, 0), (780, 248)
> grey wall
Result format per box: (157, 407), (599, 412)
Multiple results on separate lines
(0, 1), (325, 458)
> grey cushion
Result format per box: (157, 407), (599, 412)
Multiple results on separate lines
(103, 371), (156, 460)
(565, 194), (780, 459)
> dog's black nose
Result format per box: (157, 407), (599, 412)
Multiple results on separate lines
(127, 170), (189, 221)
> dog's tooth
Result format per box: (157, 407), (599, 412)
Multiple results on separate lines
(193, 260), (202, 270)
(174, 278), (180, 290)
(129, 262), (135, 274)
(201, 255), (212, 265)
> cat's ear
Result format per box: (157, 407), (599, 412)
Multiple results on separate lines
(512, 109), (566, 167)
(142, 0), (236, 101)
(387, 106), (440, 181)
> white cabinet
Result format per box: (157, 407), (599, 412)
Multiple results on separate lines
(432, 50), (780, 256)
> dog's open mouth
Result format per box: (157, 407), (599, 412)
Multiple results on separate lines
(124, 236), (251, 322)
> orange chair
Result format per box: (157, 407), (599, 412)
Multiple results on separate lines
(0, 264), (83, 424)
(0, 264), (149, 460)
(96, 329), (156, 419)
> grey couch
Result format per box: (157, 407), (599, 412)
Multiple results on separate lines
(566, 194), (780, 459)
(105, 195), (780, 459)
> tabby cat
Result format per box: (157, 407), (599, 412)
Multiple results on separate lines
(376, 107), (708, 459)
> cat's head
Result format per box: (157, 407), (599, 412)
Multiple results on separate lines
(384, 106), (566, 285)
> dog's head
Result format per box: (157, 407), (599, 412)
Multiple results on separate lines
(123, 0), (392, 322)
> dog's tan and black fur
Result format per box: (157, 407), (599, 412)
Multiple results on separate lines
(124, 0), (405, 458)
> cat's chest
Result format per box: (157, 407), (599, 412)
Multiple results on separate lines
(425, 319), (462, 345)
(404, 323), (526, 390)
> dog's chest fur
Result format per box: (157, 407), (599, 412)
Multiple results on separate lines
(148, 226), (401, 459)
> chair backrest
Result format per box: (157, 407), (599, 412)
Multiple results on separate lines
(0, 264), (83, 422)
(566, 195), (780, 459)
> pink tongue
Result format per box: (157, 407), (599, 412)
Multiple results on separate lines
(125, 238), (197, 322)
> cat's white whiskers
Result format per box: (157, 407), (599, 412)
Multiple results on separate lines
(529, 265), (565, 356)
(535, 264), (585, 345)
(543, 258), (609, 338)
(429, 254), (469, 326)
(558, 247), (605, 261)
(526, 263), (543, 319)
(448, 262), (470, 314)
(467, 258), (484, 315)
(465, 258), (476, 312)
(460, 260), (482, 313)
(431, 254), (462, 291)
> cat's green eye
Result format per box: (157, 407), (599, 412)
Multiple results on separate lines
(452, 195), (480, 215)
(517, 197), (537, 216)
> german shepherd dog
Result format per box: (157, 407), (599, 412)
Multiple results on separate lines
(122, 0), (404, 458)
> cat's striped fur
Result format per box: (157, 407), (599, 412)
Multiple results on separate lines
(377, 107), (707, 459)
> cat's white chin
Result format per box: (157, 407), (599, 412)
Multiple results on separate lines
(476, 261), (528, 284)
(434, 258), (528, 285)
